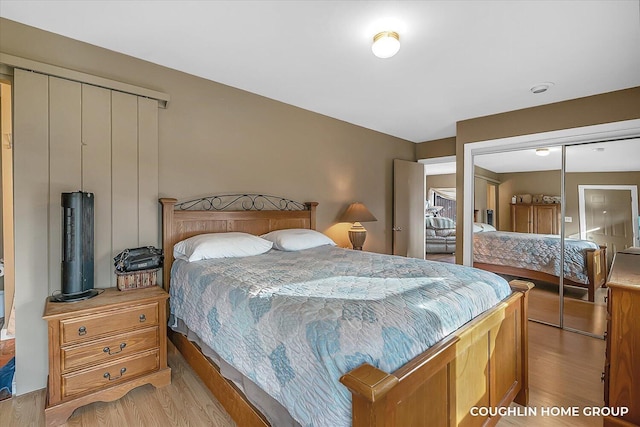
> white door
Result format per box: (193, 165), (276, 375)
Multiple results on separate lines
(580, 186), (638, 266)
(393, 159), (425, 258)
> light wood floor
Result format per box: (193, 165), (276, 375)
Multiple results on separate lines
(0, 342), (236, 427)
(528, 282), (608, 336)
(0, 322), (604, 426)
(426, 253), (456, 263)
(501, 322), (605, 426)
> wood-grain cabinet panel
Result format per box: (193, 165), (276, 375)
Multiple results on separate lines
(604, 249), (640, 427)
(61, 326), (158, 372)
(60, 302), (158, 345)
(62, 349), (159, 398)
(511, 203), (560, 234)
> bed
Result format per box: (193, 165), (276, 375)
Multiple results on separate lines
(160, 195), (532, 427)
(473, 229), (606, 302)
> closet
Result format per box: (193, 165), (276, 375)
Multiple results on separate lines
(472, 137), (640, 338)
(7, 62), (167, 394)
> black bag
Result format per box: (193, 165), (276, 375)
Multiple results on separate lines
(114, 246), (163, 272)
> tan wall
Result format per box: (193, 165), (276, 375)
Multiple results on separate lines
(0, 18), (415, 394)
(455, 87), (640, 263)
(425, 173), (456, 194)
(415, 136), (456, 160)
(475, 165), (499, 182)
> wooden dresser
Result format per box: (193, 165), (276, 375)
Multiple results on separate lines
(604, 248), (640, 427)
(511, 203), (560, 234)
(43, 286), (171, 426)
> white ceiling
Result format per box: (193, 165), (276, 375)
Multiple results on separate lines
(475, 138), (640, 173)
(1, 1), (639, 143)
(421, 138), (640, 175)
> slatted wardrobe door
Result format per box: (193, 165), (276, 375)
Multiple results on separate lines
(48, 77), (82, 295)
(13, 67), (161, 393)
(138, 97), (159, 251)
(111, 91), (140, 277)
(82, 84), (112, 288)
(13, 68), (50, 393)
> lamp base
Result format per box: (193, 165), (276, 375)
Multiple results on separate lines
(348, 226), (367, 251)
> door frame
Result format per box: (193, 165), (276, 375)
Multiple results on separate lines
(463, 118), (640, 266)
(0, 80), (13, 341)
(578, 184), (639, 246)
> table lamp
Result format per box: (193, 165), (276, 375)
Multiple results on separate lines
(340, 202), (377, 250)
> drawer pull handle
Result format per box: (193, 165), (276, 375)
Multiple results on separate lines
(104, 367), (127, 381)
(103, 343), (127, 355)
(139, 314), (146, 322)
(601, 372), (606, 382)
(78, 326), (87, 336)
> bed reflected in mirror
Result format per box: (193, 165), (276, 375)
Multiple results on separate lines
(473, 147), (562, 327)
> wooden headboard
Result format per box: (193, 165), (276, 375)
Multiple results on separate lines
(160, 195), (318, 292)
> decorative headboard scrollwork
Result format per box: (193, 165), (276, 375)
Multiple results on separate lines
(175, 194), (308, 212)
(160, 196), (318, 291)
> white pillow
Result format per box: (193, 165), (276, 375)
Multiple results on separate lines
(480, 223), (496, 232)
(261, 229), (336, 251)
(473, 222), (497, 232)
(173, 232), (273, 262)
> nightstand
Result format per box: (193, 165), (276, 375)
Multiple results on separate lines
(43, 286), (171, 426)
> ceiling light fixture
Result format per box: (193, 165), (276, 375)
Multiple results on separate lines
(530, 82), (554, 94)
(535, 148), (550, 156)
(372, 31), (400, 59)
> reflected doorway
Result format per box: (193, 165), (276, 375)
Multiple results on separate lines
(579, 185), (638, 266)
(421, 157), (457, 264)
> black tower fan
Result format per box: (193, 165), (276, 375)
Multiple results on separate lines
(52, 191), (99, 302)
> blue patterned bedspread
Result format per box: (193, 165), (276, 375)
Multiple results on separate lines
(473, 231), (599, 284)
(170, 245), (511, 427)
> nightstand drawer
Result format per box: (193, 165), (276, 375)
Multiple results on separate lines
(62, 349), (159, 398)
(60, 302), (158, 345)
(61, 326), (159, 372)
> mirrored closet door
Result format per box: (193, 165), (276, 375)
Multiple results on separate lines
(562, 139), (640, 337)
(473, 148), (562, 327)
(471, 138), (640, 336)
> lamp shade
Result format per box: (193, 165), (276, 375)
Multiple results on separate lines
(340, 202), (377, 223)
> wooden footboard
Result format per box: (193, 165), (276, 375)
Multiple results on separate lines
(341, 280), (532, 427)
(586, 246), (607, 294)
(474, 245), (606, 302)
